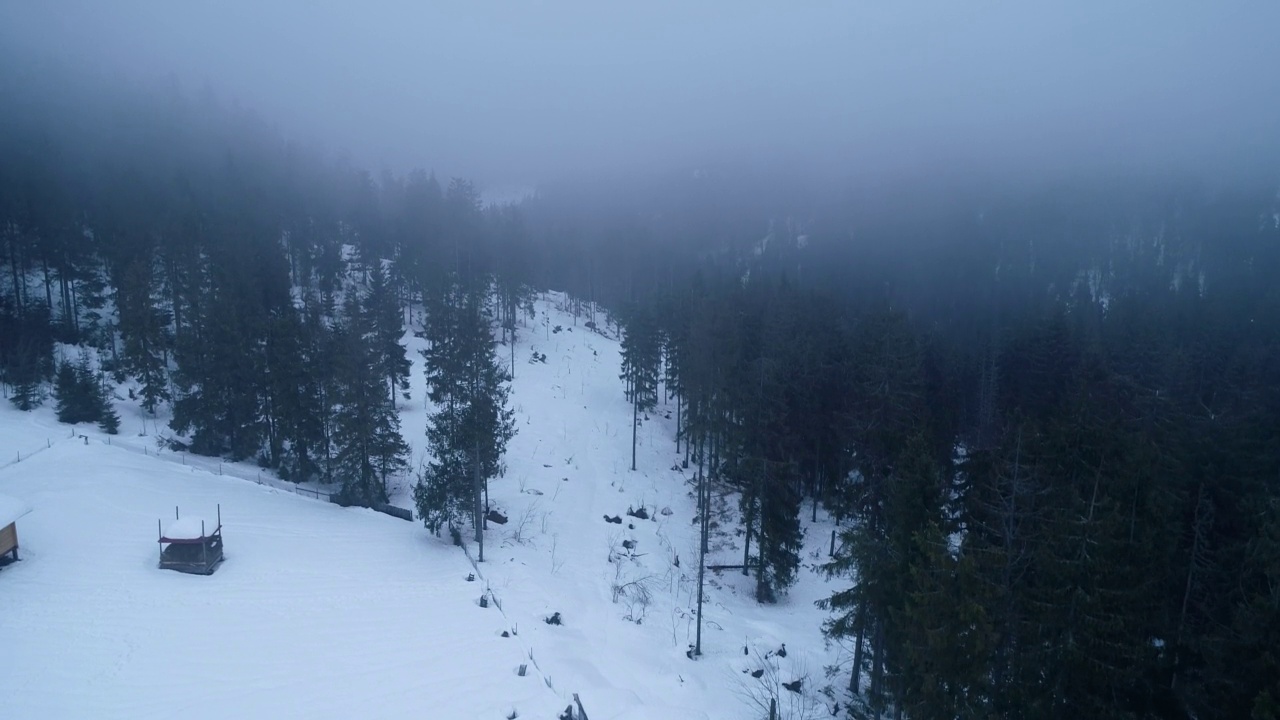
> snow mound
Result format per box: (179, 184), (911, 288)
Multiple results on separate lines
(0, 493), (32, 527)
(160, 516), (214, 541)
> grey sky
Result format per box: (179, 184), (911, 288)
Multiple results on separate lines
(3, 1), (1278, 187)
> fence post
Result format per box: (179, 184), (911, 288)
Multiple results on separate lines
(769, 697), (777, 720)
(830, 530), (836, 557)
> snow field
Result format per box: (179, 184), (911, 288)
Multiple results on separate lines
(0, 442), (561, 720)
(1, 291), (848, 720)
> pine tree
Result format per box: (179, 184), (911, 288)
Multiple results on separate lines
(415, 285), (514, 561)
(7, 307), (53, 411)
(96, 374), (120, 434)
(364, 261), (411, 404)
(820, 309), (930, 710)
(331, 294), (409, 506)
(171, 237), (283, 461)
(117, 256), (171, 414)
(271, 303), (330, 482)
(52, 351), (118, 433)
(619, 304), (661, 471)
(658, 290), (689, 453)
(754, 458), (804, 602)
(54, 360), (90, 423)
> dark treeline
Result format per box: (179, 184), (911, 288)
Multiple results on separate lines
(607, 175), (1280, 719)
(3, 65), (1279, 719)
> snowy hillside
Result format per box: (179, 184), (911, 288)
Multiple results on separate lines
(0, 292), (846, 720)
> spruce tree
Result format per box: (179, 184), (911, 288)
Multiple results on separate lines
(54, 360), (90, 422)
(331, 294), (409, 506)
(271, 303), (330, 482)
(116, 256), (170, 414)
(52, 352), (118, 433)
(7, 309), (53, 411)
(619, 304), (661, 471)
(415, 285), (515, 560)
(364, 262), (411, 404)
(95, 374), (120, 434)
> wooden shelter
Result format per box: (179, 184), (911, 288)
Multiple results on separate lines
(158, 505), (224, 575)
(0, 493), (32, 564)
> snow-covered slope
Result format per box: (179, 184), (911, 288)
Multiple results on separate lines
(0, 292), (845, 720)
(0, 439), (562, 719)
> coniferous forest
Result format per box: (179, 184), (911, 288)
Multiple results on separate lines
(3, 48), (1280, 720)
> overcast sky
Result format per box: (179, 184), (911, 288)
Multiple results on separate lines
(3, 2), (1278, 187)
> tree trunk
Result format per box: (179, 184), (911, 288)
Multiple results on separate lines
(67, 273), (80, 334)
(631, 387), (638, 471)
(756, 461), (769, 599)
(1173, 484), (1213, 691)
(871, 620), (885, 719)
(6, 224), (23, 313)
(474, 436), (484, 562)
(812, 441), (821, 522)
(41, 252), (54, 315)
(695, 465), (707, 657)
(675, 393), (681, 453)
(851, 596), (866, 695)
(58, 263), (71, 332)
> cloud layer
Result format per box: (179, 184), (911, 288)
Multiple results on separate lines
(4, 2), (1278, 186)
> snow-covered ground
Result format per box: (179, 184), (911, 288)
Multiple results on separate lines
(0, 292), (847, 720)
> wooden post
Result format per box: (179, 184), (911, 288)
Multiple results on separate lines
(830, 529), (836, 557)
(769, 697), (777, 720)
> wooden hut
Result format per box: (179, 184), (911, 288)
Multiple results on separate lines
(0, 493), (32, 564)
(158, 505), (225, 575)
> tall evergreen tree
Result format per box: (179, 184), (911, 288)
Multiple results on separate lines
(330, 294), (409, 506)
(619, 304), (662, 471)
(54, 357), (95, 424)
(364, 261), (411, 405)
(415, 284), (515, 561)
(116, 255), (171, 414)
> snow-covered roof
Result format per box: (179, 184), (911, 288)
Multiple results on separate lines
(160, 516), (216, 543)
(0, 493), (32, 527)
